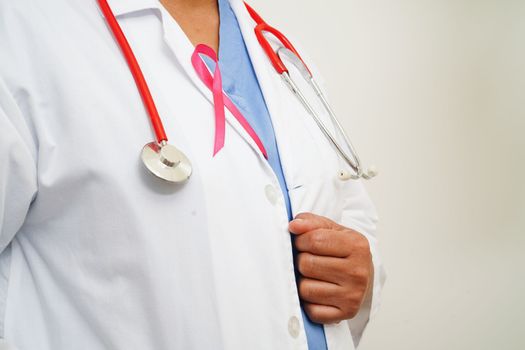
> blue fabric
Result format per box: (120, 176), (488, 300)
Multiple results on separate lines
(208, 1), (329, 348)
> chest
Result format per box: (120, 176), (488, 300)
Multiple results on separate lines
(15, 3), (346, 223)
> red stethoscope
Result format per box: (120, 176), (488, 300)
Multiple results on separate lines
(97, 0), (377, 183)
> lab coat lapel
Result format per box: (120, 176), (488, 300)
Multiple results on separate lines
(106, 0), (269, 161)
(108, 0), (207, 103)
(155, 6), (268, 162)
(230, 0), (302, 188)
(154, 9), (215, 107)
(104, 0), (214, 109)
(105, 0), (158, 16)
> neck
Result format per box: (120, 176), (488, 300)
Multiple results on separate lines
(161, 0), (218, 10)
(160, 0), (220, 52)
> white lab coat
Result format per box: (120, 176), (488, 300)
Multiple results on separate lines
(0, 0), (385, 349)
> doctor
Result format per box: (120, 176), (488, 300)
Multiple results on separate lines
(0, 0), (385, 349)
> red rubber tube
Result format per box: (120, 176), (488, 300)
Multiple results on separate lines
(244, 2), (264, 25)
(97, 0), (168, 144)
(244, 2), (312, 76)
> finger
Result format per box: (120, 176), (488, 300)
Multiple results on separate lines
(302, 303), (344, 324)
(296, 252), (350, 284)
(288, 212), (342, 235)
(298, 277), (343, 306)
(294, 229), (354, 257)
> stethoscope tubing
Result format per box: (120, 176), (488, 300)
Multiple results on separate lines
(276, 48), (376, 180)
(97, 0), (376, 182)
(97, 0), (167, 144)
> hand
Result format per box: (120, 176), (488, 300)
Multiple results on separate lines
(288, 212), (373, 324)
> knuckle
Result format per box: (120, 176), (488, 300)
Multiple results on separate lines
(336, 266), (352, 284)
(337, 259), (353, 276)
(352, 266), (370, 282)
(341, 296), (361, 319)
(344, 293), (362, 319)
(309, 231), (326, 251)
(344, 305), (360, 319)
(354, 235), (370, 252)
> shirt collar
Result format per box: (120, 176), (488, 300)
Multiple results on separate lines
(106, 0), (160, 17)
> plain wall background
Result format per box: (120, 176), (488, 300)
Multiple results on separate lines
(250, 0), (525, 349)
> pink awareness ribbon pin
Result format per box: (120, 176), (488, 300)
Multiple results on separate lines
(191, 44), (268, 159)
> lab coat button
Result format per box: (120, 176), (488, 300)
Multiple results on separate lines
(264, 184), (278, 205)
(288, 316), (300, 338)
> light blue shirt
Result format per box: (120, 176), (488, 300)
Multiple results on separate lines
(210, 0), (328, 348)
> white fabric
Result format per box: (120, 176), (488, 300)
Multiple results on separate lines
(0, 0), (385, 349)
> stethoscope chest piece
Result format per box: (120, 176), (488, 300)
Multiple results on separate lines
(141, 142), (192, 183)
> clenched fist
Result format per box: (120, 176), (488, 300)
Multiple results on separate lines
(289, 212), (373, 324)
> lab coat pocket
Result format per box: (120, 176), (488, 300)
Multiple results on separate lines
(284, 114), (347, 221)
(288, 175), (344, 222)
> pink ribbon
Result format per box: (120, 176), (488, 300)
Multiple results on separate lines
(191, 44), (268, 159)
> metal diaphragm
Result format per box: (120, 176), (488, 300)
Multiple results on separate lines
(141, 142), (192, 183)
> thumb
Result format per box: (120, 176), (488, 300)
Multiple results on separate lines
(288, 212), (341, 235)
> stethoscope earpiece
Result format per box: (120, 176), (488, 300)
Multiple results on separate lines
(364, 166), (378, 179)
(338, 165), (378, 181)
(338, 170), (352, 181)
